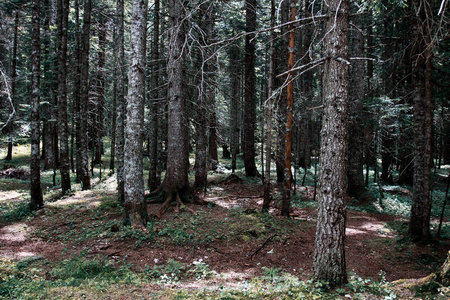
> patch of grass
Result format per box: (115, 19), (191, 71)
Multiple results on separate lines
(144, 259), (187, 283)
(0, 200), (33, 223)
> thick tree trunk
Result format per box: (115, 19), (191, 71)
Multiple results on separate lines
(243, 0), (258, 177)
(30, 0), (43, 210)
(161, 0), (190, 196)
(408, 0), (433, 244)
(347, 9), (365, 199)
(313, 0), (349, 287)
(123, 0), (149, 227)
(194, 3), (214, 189)
(116, 0), (126, 202)
(58, 0), (71, 194)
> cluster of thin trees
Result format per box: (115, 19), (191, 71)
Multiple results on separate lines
(0, 0), (449, 287)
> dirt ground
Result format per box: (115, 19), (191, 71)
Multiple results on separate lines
(1, 176), (449, 290)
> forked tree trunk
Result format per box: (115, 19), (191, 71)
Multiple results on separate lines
(30, 0), (43, 210)
(58, 0), (71, 194)
(123, 0), (149, 227)
(313, 0), (350, 287)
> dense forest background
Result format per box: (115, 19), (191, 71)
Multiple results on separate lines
(1, 0), (450, 294)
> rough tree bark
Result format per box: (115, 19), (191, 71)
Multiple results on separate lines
(194, 2), (214, 189)
(30, 0), (43, 210)
(123, 0), (149, 227)
(313, 0), (350, 287)
(408, 0), (433, 244)
(158, 0), (191, 216)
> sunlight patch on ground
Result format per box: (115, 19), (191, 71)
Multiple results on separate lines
(47, 191), (103, 208)
(0, 191), (25, 202)
(0, 223), (28, 242)
(347, 219), (395, 237)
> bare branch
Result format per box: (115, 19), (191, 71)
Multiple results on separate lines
(0, 64), (15, 132)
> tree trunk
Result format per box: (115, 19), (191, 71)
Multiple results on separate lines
(229, 43), (240, 173)
(408, 0), (433, 244)
(160, 0), (190, 197)
(30, 0), (43, 210)
(116, 0), (126, 203)
(262, 0), (276, 211)
(313, 0), (349, 287)
(280, 0), (296, 217)
(123, 0), (149, 227)
(74, 0), (82, 183)
(94, 15), (106, 165)
(58, 0), (71, 194)
(79, 0), (91, 190)
(275, 0), (290, 183)
(148, 0), (161, 191)
(109, 25), (117, 173)
(347, 7), (365, 199)
(194, 3), (214, 189)
(243, 0), (258, 177)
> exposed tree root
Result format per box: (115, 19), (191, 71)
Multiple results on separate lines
(155, 191), (201, 218)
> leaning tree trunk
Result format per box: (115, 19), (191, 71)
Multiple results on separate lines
(123, 0), (149, 227)
(243, 0), (258, 177)
(313, 0), (350, 287)
(30, 0), (43, 210)
(58, 0), (71, 194)
(158, 0), (190, 215)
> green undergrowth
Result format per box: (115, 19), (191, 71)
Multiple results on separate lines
(0, 253), (403, 300)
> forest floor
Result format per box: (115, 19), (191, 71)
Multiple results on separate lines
(0, 147), (450, 298)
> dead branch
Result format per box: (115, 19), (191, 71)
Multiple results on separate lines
(250, 234), (279, 260)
